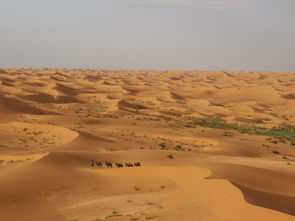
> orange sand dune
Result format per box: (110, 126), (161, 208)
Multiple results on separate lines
(0, 68), (295, 221)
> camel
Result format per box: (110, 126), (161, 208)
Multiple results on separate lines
(134, 162), (141, 167)
(105, 161), (113, 168)
(116, 162), (123, 168)
(125, 162), (134, 167)
(89, 160), (140, 168)
(96, 161), (102, 167)
(89, 160), (95, 168)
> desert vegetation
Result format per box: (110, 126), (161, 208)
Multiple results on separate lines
(191, 117), (295, 142)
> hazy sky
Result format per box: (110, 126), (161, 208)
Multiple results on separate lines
(0, 0), (294, 71)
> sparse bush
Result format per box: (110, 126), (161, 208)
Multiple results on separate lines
(272, 150), (280, 154)
(166, 154), (174, 159)
(266, 138), (278, 144)
(223, 131), (231, 136)
(33, 131), (44, 136)
(159, 143), (166, 148)
(133, 186), (140, 191)
(105, 211), (123, 219)
(146, 216), (157, 220)
(174, 145), (182, 150)
(146, 201), (156, 205)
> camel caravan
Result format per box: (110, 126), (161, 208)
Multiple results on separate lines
(89, 160), (141, 169)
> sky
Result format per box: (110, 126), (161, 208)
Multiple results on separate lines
(0, 0), (294, 71)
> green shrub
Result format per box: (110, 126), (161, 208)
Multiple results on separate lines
(192, 117), (295, 141)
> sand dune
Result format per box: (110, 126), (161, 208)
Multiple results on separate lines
(0, 68), (295, 221)
(0, 121), (78, 153)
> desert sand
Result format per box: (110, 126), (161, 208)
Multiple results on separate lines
(0, 68), (294, 221)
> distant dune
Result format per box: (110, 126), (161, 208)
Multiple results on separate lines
(0, 68), (294, 221)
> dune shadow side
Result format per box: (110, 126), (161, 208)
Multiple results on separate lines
(231, 182), (295, 216)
